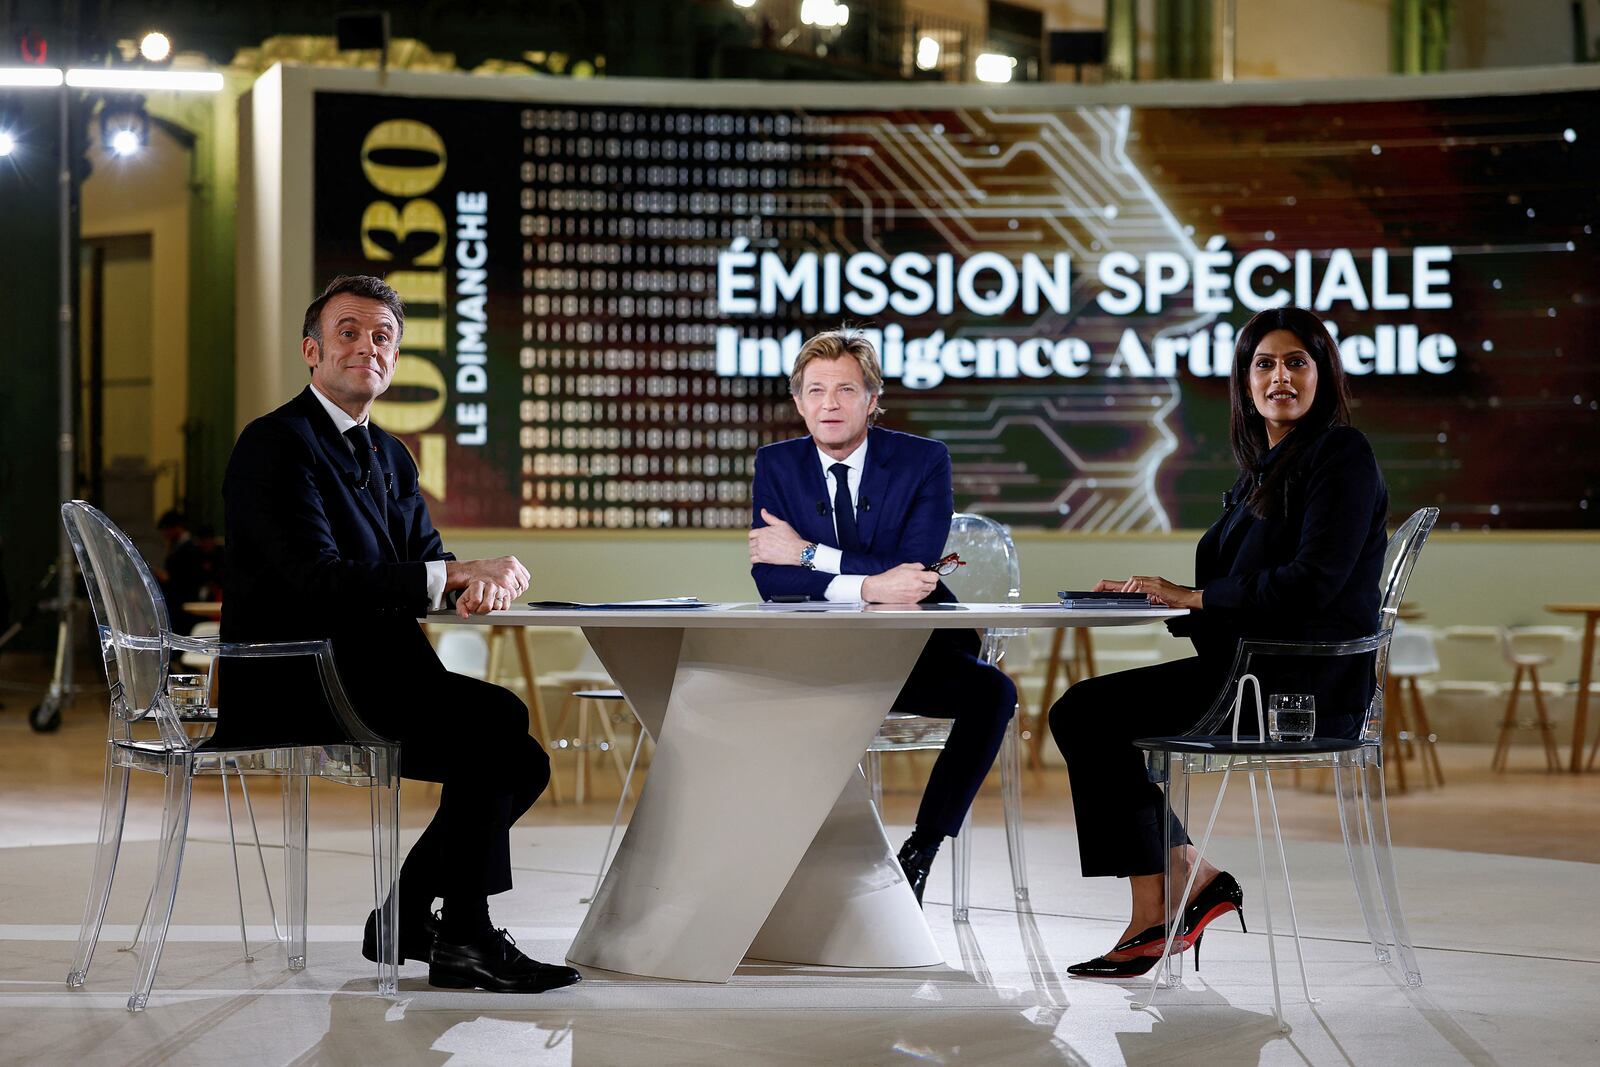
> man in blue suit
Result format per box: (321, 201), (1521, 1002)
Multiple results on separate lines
(220, 276), (579, 994)
(748, 329), (1016, 902)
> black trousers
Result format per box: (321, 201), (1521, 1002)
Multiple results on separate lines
(1049, 656), (1230, 878)
(891, 629), (1018, 839)
(355, 671), (550, 900)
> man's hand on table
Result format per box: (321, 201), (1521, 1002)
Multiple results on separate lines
(861, 563), (938, 604)
(446, 556), (531, 618)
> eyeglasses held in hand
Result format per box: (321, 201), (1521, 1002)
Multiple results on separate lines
(926, 553), (966, 576)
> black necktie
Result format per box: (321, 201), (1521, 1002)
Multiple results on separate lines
(344, 424), (387, 523)
(830, 462), (861, 552)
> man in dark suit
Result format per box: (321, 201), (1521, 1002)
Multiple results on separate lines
(219, 275), (578, 994)
(747, 329), (1016, 902)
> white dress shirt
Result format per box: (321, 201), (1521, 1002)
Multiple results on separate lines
(813, 438), (868, 603)
(308, 383), (447, 610)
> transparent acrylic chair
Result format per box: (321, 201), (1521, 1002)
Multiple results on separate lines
(59, 501), (400, 1012)
(864, 512), (1028, 921)
(119, 617), (285, 964)
(1132, 507), (1438, 1031)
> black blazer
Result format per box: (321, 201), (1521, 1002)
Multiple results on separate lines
(1171, 425), (1389, 732)
(214, 387), (453, 746)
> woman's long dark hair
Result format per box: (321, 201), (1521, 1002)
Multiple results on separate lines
(1229, 307), (1352, 519)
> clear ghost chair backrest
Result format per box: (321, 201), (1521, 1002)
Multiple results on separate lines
(942, 512), (1024, 642)
(61, 500), (173, 727)
(1367, 508), (1439, 739)
(1188, 507), (1438, 742)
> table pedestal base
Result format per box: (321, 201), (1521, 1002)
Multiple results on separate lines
(568, 625), (936, 982)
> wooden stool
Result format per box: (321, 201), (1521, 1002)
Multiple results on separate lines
(1492, 629), (1564, 773)
(1028, 627), (1096, 769)
(553, 687), (635, 804)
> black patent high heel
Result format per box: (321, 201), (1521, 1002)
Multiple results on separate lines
(1182, 872), (1248, 971)
(1066, 924), (1167, 979)
(1182, 871), (1245, 939)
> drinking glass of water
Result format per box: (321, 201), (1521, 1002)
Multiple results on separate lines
(1268, 693), (1315, 742)
(167, 673), (211, 718)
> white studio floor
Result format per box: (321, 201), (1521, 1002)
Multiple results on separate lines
(1, 817), (1595, 1067)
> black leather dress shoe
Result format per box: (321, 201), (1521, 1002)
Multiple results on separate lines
(362, 909), (441, 964)
(428, 928), (583, 993)
(896, 840), (940, 906)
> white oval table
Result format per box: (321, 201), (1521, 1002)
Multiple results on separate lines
(431, 601), (1185, 983)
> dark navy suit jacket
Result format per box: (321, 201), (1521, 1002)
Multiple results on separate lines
(216, 387), (453, 746)
(750, 426), (955, 602)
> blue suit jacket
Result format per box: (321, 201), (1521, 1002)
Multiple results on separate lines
(751, 426), (955, 602)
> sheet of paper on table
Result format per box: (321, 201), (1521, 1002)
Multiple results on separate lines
(522, 597), (709, 610)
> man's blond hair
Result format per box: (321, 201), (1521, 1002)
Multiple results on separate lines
(789, 329), (886, 419)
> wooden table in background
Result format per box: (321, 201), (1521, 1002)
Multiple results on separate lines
(1544, 603), (1600, 773)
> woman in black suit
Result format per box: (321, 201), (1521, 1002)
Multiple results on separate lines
(1050, 306), (1389, 978)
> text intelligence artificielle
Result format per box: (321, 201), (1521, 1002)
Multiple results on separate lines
(713, 239), (1465, 388)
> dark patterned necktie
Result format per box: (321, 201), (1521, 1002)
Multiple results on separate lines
(830, 462), (860, 552)
(344, 424), (387, 523)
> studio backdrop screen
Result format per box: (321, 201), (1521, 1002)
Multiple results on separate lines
(312, 86), (1598, 532)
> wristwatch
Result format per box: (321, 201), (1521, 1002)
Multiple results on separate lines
(799, 542), (818, 570)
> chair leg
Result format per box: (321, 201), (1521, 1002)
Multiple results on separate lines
(1259, 761), (1318, 1006)
(369, 753), (401, 997)
(594, 700), (631, 795)
(283, 773), (310, 971)
(234, 772), (283, 941)
(1246, 762), (1289, 1033)
(1589, 709), (1600, 772)
(1136, 759), (1233, 1011)
(576, 699), (592, 805)
(1527, 668), (1562, 772)
(1382, 677), (1408, 795)
(1396, 688), (1416, 761)
(1358, 757), (1423, 986)
(998, 711), (1029, 901)
(514, 631), (560, 806)
(219, 768), (256, 963)
(1407, 680), (1445, 788)
(585, 735), (646, 904)
(66, 758), (131, 989)
(127, 759), (195, 1013)
(1334, 754), (1389, 964)
(951, 808), (973, 922)
(1492, 666), (1523, 771)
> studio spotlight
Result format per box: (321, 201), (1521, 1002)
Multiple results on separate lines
(0, 130), (16, 156)
(975, 52), (1017, 83)
(139, 31), (172, 63)
(916, 35), (941, 71)
(99, 99), (150, 157)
